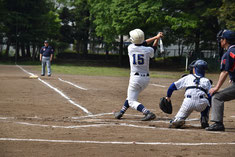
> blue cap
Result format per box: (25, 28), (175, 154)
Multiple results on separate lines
(44, 40), (49, 43)
(221, 30), (235, 40)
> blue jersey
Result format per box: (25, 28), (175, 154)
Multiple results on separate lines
(220, 45), (235, 80)
(40, 46), (54, 57)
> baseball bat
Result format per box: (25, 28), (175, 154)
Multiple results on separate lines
(159, 38), (164, 53)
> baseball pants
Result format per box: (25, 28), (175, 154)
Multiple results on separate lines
(127, 75), (150, 110)
(175, 97), (209, 119)
(211, 82), (235, 123)
(41, 56), (51, 76)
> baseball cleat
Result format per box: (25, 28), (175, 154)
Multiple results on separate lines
(205, 122), (225, 131)
(169, 118), (185, 128)
(114, 111), (124, 119)
(141, 112), (156, 121)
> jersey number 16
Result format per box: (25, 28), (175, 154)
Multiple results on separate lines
(133, 54), (144, 65)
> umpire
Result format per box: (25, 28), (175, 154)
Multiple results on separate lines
(40, 40), (54, 77)
(206, 30), (235, 131)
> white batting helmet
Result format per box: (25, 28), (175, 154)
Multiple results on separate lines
(129, 29), (145, 44)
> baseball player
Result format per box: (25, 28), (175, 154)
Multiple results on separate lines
(165, 60), (212, 128)
(114, 29), (163, 121)
(206, 30), (235, 131)
(40, 40), (54, 77)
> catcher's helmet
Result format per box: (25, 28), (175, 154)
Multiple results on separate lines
(217, 29), (235, 44)
(189, 59), (207, 76)
(129, 29), (145, 44)
(189, 59), (207, 71)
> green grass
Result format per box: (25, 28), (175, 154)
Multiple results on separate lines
(51, 65), (130, 77)
(0, 60), (181, 78)
(51, 64), (181, 78)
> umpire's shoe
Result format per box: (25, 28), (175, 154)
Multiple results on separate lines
(114, 111), (124, 119)
(142, 112), (156, 121)
(205, 122), (225, 131)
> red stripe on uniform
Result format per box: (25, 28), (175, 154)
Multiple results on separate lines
(230, 52), (235, 59)
(229, 52), (235, 71)
(221, 59), (226, 65)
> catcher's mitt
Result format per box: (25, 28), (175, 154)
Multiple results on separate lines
(159, 97), (172, 114)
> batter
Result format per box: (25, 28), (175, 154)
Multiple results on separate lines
(114, 29), (163, 121)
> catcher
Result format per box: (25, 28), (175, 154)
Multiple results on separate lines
(160, 59), (211, 128)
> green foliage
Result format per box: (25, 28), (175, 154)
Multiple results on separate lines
(89, 0), (116, 43)
(1, 0), (235, 63)
(219, 0), (235, 30)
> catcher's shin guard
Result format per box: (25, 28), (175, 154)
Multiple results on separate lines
(200, 106), (210, 129)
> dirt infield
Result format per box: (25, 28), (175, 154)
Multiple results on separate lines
(0, 64), (235, 157)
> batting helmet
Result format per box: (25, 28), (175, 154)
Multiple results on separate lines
(129, 29), (145, 44)
(217, 29), (235, 44)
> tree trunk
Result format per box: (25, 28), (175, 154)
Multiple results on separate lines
(195, 29), (200, 58)
(6, 42), (10, 57)
(178, 39), (181, 56)
(119, 35), (123, 66)
(15, 42), (20, 61)
(26, 44), (31, 58)
(76, 40), (80, 53)
(32, 44), (36, 61)
(21, 42), (26, 57)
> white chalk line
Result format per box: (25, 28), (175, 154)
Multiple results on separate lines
(38, 78), (92, 115)
(58, 78), (87, 90)
(16, 65), (35, 76)
(1, 138), (234, 146)
(150, 83), (166, 88)
(0, 117), (225, 134)
(16, 65), (92, 115)
(71, 112), (113, 119)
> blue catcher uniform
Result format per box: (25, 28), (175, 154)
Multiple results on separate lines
(166, 60), (211, 128)
(40, 41), (54, 76)
(206, 30), (235, 131)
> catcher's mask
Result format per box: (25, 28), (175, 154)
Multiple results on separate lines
(189, 59), (207, 77)
(129, 29), (145, 44)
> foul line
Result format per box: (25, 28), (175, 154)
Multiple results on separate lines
(58, 78), (87, 90)
(150, 84), (166, 88)
(16, 65), (92, 115)
(1, 138), (234, 146)
(0, 118), (225, 134)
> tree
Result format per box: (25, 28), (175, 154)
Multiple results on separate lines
(1, 0), (60, 60)
(218, 0), (235, 31)
(162, 0), (222, 58)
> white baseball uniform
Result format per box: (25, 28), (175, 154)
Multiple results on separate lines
(127, 43), (154, 110)
(174, 74), (211, 119)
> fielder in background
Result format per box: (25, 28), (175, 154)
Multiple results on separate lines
(165, 60), (211, 128)
(40, 40), (54, 77)
(206, 30), (235, 131)
(114, 29), (163, 121)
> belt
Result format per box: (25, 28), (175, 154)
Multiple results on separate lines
(187, 95), (205, 99)
(134, 72), (149, 77)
